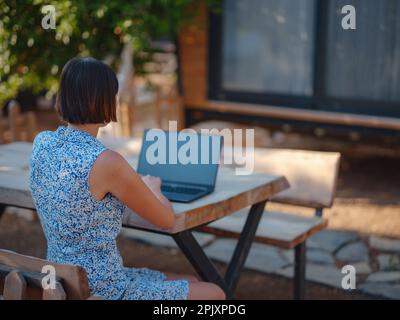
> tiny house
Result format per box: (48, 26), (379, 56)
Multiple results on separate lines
(178, 0), (400, 138)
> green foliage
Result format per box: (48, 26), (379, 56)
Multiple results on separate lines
(0, 0), (219, 106)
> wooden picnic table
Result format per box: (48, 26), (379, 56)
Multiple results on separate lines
(0, 140), (289, 298)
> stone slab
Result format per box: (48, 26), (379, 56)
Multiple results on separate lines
(275, 264), (345, 289)
(377, 254), (400, 271)
(204, 239), (289, 273)
(352, 262), (372, 274)
(366, 271), (400, 283)
(360, 283), (400, 300)
(370, 236), (400, 253)
(308, 230), (359, 253)
(121, 229), (215, 248)
(336, 241), (369, 263)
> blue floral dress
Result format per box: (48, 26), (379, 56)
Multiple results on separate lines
(29, 126), (189, 300)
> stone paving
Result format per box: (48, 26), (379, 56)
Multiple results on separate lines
(121, 225), (400, 299)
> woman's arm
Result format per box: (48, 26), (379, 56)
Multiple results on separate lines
(140, 175), (173, 211)
(89, 150), (175, 229)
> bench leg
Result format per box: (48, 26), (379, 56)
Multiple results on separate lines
(0, 204), (6, 221)
(293, 242), (306, 300)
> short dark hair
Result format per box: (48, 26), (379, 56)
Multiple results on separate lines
(56, 57), (118, 124)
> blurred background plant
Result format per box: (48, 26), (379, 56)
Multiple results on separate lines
(0, 0), (219, 108)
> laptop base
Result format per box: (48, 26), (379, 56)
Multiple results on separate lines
(162, 188), (211, 203)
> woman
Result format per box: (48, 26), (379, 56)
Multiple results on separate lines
(29, 57), (225, 300)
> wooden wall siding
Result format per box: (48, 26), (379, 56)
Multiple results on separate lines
(178, 2), (208, 108)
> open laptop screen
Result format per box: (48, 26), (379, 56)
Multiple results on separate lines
(137, 130), (222, 188)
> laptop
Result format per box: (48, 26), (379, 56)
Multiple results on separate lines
(137, 129), (223, 203)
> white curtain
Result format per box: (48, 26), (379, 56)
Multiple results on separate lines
(222, 0), (316, 96)
(325, 0), (400, 102)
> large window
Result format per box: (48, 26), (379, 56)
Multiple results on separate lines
(209, 0), (400, 118)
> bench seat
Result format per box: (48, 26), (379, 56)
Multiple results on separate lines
(200, 209), (328, 249)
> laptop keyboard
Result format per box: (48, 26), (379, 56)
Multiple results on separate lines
(161, 184), (204, 195)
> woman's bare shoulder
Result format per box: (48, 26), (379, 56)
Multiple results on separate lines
(98, 149), (124, 164)
(94, 149), (129, 174)
(89, 149), (134, 198)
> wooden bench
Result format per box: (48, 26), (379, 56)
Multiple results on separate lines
(199, 148), (341, 299)
(0, 249), (101, 300)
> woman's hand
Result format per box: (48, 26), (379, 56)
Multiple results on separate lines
(140, 175), (173, 210)
(140, 175), (161, 193)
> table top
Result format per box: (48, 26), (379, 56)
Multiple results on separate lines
(0, 140), (289, 234)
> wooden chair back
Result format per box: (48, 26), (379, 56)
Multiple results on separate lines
(1, 100), (37, 143)
(152, 83), (184, 130)
(10, 100), (37, 142)
(0, 249), (91, 300)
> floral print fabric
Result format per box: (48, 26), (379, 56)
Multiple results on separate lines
(29, 126), (189, 300)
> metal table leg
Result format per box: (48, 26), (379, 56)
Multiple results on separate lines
(224, 200), (266, 298)
(172, 230), (228, 293)
(173, 200), (267, 299)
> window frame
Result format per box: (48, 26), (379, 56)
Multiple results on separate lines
(208, 0), (400, 118)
